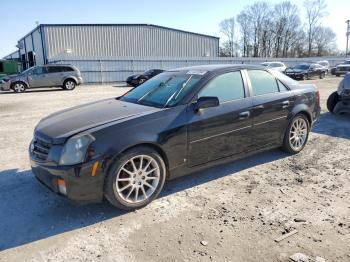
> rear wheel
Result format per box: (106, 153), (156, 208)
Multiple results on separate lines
(63, 79), (76, 90)
(12, 82), (26, 93)
(281, 114), (310, 154)
(327, 91), (339, 113)
(104, 146), (166, 210)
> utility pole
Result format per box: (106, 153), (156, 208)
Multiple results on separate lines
(346, 20), (350, 57)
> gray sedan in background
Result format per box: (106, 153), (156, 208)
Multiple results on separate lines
(0, 64), (83, 93)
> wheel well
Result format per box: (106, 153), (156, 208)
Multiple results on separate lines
(108, 143), (170, 177)
(11, 81), (28, 88)
(296, 111), (312, 126)
(64, 78), (77, 84)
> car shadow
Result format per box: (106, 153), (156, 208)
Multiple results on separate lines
(0, 149), (289, 251)
(312, 112), (350, 139)
(0, 88), (65, 95)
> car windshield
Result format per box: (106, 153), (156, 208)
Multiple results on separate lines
(270, 70), (298, 86)
(292, 64), (310, 70)
(144, 70), (154, 76)
(120, 72), (202, 108)
(21, 67), (35, 75)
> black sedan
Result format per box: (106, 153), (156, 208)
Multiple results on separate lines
(30, 65), (320, 210)
(285, 63), (326, 80)
(126, 69), (164, 87)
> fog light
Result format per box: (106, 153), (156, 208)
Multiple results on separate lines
(57, 179), (67, 195)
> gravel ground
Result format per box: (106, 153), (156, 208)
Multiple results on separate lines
(0, 77), (349, 262)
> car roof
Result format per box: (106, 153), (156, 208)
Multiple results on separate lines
(169, 64), (265, 73)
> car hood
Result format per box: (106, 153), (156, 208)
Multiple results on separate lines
(35, 98), (160, 143)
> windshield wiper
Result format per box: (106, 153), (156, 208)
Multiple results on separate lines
(137, 77), (173, 103)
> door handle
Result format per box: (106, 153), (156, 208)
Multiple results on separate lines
(282, 100), (290, 108)
(252, 105), (264, 110)
(239, 111), (250, 120)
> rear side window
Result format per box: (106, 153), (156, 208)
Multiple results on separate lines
(64, 66), (75, 72)
(47, 66), (62, 73)
(248, 70), (279, 96)
(198, 71), (245, 103)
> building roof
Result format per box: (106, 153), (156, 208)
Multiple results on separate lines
(19, 23), (219, 42)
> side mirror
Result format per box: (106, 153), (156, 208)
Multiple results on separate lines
(194, 96), (219, 111)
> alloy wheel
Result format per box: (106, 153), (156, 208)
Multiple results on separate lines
(115, 155), (160, 204)
(14, 83), (25, 92)
(289, 117), (308, 151)
(65, 81), (75, 90)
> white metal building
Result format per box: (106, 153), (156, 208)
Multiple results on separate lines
(12, 24), (219, 69)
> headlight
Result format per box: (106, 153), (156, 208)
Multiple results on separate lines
(59, 134), (95, 165)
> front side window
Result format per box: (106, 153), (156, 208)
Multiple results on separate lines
(120, 72), (202, 108)
(247, 70), (279, 96)
(198, 71), (245, 103)
(33, 66), (46, 75)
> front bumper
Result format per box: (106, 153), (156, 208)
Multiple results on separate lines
(0, 81), (11, 91)
(286, 73), (304, 80)
(30, 158), (105, 203)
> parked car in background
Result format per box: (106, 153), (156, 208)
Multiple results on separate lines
(261, 62), (287, 72)
(126, 69), (164, 87)
(327, 72), (350, 114)
(1, 64), (83, 93)
(285, 63), (326, 80)
(316, 60), (330, 73)
(333, 61), (350, 77)
(29, 64), (320, 210)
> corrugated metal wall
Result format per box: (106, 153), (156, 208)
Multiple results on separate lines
(43, 25), (219, 60)
(51, 56), (348, 83)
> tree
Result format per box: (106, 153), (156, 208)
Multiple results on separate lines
(219, 17), (236, 57)
(304, 0), (328, 56)
(314, 26), (336, 56)
(237, 11), (251, 57)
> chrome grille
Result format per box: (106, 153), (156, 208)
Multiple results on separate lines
(32, 136), (52, 160)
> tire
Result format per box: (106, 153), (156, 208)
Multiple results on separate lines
(336, 74), (340, 77)
(63, 79), (76, 90)
(320, 72), (325, 79)
(104, 146), (166, 210)
(327, 91), (339, 113)
(281, 114), (310, 154)
(11, 82), (26, 93)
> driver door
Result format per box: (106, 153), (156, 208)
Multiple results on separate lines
(28, 66), (48, 87)
(187, 71), (253, 167)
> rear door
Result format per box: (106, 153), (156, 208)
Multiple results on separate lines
(46, 66), (63, 86)
(187, 70), (253, 167)
(246, 69), (295, 148)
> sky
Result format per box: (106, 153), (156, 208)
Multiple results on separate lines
(1, 0), (349, 57)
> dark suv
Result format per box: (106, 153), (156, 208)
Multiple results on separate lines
(285, 63), (326, 80)
(0, 64), (83, 93)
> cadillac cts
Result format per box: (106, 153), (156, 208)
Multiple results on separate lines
(30, 65), (320, 210)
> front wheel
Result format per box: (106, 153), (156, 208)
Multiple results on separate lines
(63, 79), (76, 90)
(320, 72), (325, 79)
(12, 82), (26, 93)
(104, 146), (166, 210)
(281, 114), (310, 154)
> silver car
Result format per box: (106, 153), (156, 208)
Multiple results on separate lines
(0, 64), (83, 93)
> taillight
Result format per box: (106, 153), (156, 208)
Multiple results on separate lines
(314, 85), (320, 105)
